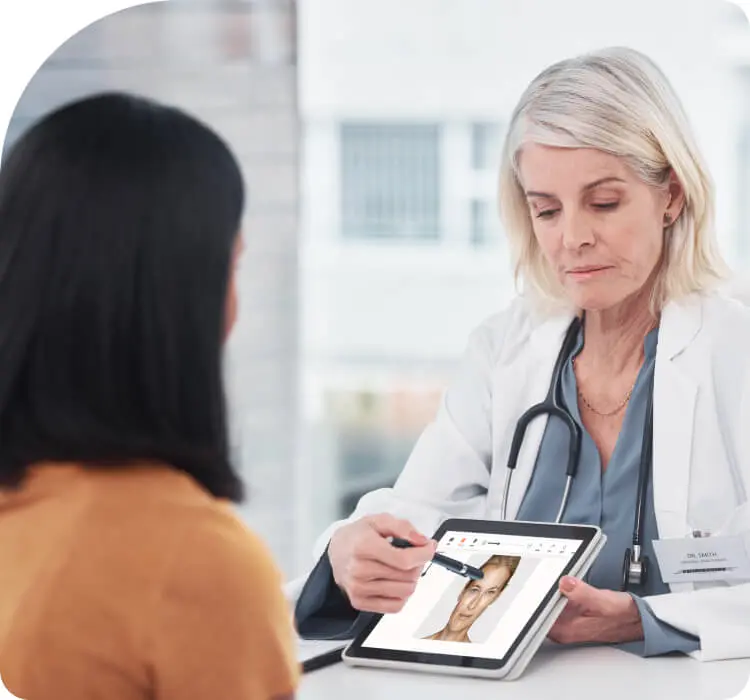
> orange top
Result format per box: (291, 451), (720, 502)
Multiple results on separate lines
(0, 463), (299, 700)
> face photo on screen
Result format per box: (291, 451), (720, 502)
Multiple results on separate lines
(419, 555), (521, 643)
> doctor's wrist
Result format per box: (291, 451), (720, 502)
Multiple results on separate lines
(623, 594), (645, 640)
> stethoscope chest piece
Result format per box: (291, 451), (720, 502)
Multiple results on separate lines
(621, 546), (649, 591)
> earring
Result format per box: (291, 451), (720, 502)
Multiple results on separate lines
(664, 213), (672, 225)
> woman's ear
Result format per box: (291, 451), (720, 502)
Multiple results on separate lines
(663, 169), (686, 226)
(223, 234), (244, 341)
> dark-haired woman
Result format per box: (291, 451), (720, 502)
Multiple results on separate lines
(0, 93), (298, 700)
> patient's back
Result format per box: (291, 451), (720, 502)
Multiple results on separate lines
(0, 463), (299, 700)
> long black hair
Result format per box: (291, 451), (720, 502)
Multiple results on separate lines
(0, 92), (245, 501)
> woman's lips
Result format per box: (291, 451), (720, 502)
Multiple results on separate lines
(566, 266), (611, 278)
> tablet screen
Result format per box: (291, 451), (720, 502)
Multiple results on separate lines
(357, 528), (585, 663)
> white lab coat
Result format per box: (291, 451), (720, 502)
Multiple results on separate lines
(290, 290), (750, 662)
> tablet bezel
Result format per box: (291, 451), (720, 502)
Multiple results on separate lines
(343, 518), (600, 671)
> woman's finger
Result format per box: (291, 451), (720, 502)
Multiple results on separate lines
(358, 534), (436, 572)
(347, 594), (412, 615)
(347, 557), (423, 584)
(353, 578), (418, 600)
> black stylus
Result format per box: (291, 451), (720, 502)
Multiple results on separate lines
(390, 537), (484, 580)
(301, 645), (347, 673)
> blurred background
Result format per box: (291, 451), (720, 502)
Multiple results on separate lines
(3, 0), (749, 579)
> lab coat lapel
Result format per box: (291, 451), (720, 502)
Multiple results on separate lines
(501, 311), (575, 520)
(651, 296), (701, 542)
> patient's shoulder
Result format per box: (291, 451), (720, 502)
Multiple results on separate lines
(164, 500), (283, 600)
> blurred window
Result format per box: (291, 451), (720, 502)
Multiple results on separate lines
(470, 122), (502, 171)
(340, 123), (441, 240)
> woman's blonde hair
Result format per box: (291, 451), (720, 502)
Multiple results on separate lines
(498, 46), (728, 314)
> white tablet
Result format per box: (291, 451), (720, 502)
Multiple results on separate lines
(342, 518), (606, 679)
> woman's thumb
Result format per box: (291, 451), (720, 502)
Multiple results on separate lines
(559, 576), (605, 612)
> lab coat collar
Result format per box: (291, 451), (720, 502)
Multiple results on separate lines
(658, 293), (703, 360)
(529, 308), (576, 359)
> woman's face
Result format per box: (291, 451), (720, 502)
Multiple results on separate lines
(446, 565), (511, 634)
(517, 144), (682, 311)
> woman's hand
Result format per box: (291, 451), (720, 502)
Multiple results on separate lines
(328, 514), (436, 614)
(548, 576), (644, 645)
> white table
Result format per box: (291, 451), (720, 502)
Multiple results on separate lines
(297, 640), (750, 700)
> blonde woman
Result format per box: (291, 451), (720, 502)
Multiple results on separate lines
(292, 47), (750, 662)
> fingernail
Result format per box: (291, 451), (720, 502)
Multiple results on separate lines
(560, 576), (576, 593)
(410, 531), (427, 543)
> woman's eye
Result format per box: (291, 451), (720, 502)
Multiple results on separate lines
(535, 209), (559, 219)
(592, 202), (619, 210)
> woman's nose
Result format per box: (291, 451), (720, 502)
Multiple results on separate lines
(561, 210), (595, 250)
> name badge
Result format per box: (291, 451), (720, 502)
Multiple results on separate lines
(652, 535), (750, 584)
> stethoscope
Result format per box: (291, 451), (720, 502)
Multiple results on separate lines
(498, 315), (654, 592)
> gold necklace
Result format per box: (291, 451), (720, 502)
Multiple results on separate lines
(573, 356), (637, 417)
